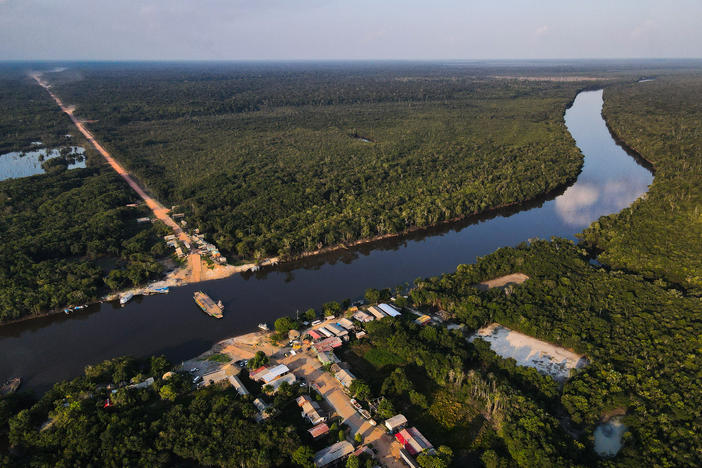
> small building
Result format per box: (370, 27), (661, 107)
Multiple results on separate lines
(308, 422), (330, 439)
(308, 330), (323, 341)
(334, 369), (356, 388)
(313, 337), (343, 352)
(325, 323), (348, 337)
(253, 398), (272, 422)
(379, 303), (401, 317)
(318, 326), (334, 338)
(338, 318), (355, 330)
(314, 441), (354, 467)
(355, 331), (367, 339)
(228, 375), (249, 396)
(268, 373), (296, 392)
(249, 366), (269, 381)
(257, 364), (291, 385)
(414, 315), (431, 326)
(353, 311), (374, 323)
(298, 395), (326, 425)
(367, 306), (386, 320)
(399, 448), (420, 468)
(384, 414), (408, 433)
(395, 427), (433, 456)
(316, 349), (340, 366)
(136, 217), (151, 223)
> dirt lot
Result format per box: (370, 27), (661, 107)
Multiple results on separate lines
(476, 272), (529, 291)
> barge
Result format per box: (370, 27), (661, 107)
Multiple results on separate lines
(193, 291), (224, 319)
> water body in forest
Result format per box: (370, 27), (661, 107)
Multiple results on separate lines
(0, 146), (86, 181)
(0, 90), (654, 393)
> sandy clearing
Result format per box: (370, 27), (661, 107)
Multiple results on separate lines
(469, 323), (587, 382)
(476, 273), (529, 290)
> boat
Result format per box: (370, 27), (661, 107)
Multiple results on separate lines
(119, 293), (134, 306)
(193, 291), (223, 319)
(149, 286), (170, 294)
(0, 377), (21, 395)
(258, 323), (269, 331)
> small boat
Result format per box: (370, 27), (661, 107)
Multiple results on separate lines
(150, 286), (170, 294)
(258, 323), (269, 331)
(120, 293), (134, 306)
(0, 377), (22, 395)
(193, 291), (223, 319)
(75, 305), (87, 310)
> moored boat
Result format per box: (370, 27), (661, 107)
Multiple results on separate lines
(120, 293), (134, 306)
(258, 322), (269, 331)
(193, 291), (223, 319)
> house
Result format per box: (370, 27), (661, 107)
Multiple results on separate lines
(318, 327), (334, 338)
(325, 323), (348, 337)
(355, 331), (367, 339)
(228, 375), (249, 396)
(313, 441), (354, 467)
(308, 422), (330, 439)
(353, 311), (374, 323)
(337, 318), (355, 330)
(254, 398), (272, 422)
(378, 303), (401, 317)
(395, 427), (433, 455)
(334, 369), (356, 388)
(316, 349), (340, 366)
(414, 315), (431, 326)
(367, 306), (386, 320)
(249, 365), (269, 381)
(308, 330), (323, 341)
(313, 337), (343, 352)
(256, 364), (290, 385)
(268, 373), (296, 392)
(297, 395), (326, 425)
(384, 414), (408, 433)
(399, 448), (420, 468)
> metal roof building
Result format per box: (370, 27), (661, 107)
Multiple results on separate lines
(313, 441), (354, 467)
(325, 323), (348, 337)
(353, 311), (374, 322)
(379, 303), (401, 317)
(334, 369), (356, 388)
(367, 306), (386, 320)
(337, 318), (355, 330)
(256, 364), (290, 384)
(384, 414), (408, 432)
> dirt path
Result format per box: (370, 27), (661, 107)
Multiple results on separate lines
(31, 72), (191, 246)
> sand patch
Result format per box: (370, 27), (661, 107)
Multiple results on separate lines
(476, 273), (529, 291)
(469, 323), (587, 382)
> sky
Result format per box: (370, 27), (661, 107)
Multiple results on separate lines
(1, 0), (700, 61)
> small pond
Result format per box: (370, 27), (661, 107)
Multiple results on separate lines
(0, 146), (86, 182)
(594, 417), (628, 457)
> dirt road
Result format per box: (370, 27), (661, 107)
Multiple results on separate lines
(31, 72), (191, 246)
(282, 351), (404, 468)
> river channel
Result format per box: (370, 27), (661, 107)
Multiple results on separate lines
(0, 90), (653, 393)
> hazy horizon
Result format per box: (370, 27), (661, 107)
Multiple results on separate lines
(1, 1), (701, 61)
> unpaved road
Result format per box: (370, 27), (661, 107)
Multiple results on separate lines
(282, 351), (405, 468)
(31, 72), (191, 246)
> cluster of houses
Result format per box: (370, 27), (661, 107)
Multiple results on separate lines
(384, 413), (435, 467)
(249, 363), (296, 392)
(297, 394), (330, 439)
(163, 228), (227, 264)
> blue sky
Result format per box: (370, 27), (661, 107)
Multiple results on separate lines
(1, 0), (700, 60)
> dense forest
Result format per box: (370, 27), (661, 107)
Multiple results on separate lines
(346, 239), (700, 466)
(580, 76), (702, 295)
(0, 356), (303, 466)
(0, 68), (168, 322)
(49, 64), (591, 260)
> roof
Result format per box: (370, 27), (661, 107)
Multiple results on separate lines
(384, 414), (408, 430)
(353, 311), (374, 322)
(334, 369), (356, 388)
(308, 330), (322, 340)
(257, 364), (290, 384)
(367, 306), (386, 319)
(253, 398), (268, 412)
(249, 366), (269, 380)
(308, 422), (330, 438)
(202, 369), (228, 385)
(313, 441), (354, 467)
(325, 323), (348, 336)
(313, 337), (343, 352)
(338, 318), (355, 330)
(379, 303), (401, 317)
(297, 395), (313, 407)
(268, 373), (296, 392)
(408, 427), (433, 450)
(228, 375), (249, 395)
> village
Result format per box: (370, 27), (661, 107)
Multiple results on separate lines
(180, 301), (444, 468)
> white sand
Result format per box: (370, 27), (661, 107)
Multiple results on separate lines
(469, 323), (588, 382)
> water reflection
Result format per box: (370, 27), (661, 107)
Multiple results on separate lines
(0, 146), (86, 181)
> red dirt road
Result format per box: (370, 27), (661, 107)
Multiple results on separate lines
(32, 72), (191, 245)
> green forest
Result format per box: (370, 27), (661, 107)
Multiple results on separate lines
(580, 76), (702, 295)
(0, 68), (168, 322)
(0, 356), (304, 466)
(50, 64), (590, 260)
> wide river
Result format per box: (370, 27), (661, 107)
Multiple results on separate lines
(0, 90), (653, 393)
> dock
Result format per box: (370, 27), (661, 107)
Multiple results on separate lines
(193, 291), (224, 319)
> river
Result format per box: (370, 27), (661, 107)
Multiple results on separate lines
(0, 89), (653, 393)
